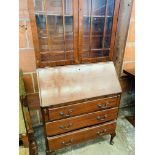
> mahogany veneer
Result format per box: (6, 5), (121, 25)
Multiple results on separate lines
(37, 62), (122, 153)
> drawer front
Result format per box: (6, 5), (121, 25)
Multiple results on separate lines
(48, 96), (119, 121)
(47, 121), (116, 150)
(45, 107), (118, 136)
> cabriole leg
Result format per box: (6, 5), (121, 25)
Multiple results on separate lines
(46, 150), (56, 155)
(110, 132), (116, 145)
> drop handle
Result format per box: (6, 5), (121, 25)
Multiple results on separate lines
(59, 111), (65, 116)
(97, 129), (107, 136)
(96, 114), (108, 121)
(61, 139), (73, 146)
(97, 101), (109, 109)
(59, 123), (73, 130)
(59, 109), (73, 117)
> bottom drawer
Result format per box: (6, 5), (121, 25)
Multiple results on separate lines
(47, 121), (116, 151)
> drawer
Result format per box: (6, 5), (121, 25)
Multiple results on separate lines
(45, 107), (118, 136)
(47, 121), (116, 151)
(47, 96), (119, 121)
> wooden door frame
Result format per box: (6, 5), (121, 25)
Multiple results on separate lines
(78, 0), (121, 63)
(28, 0), (79, 67)
(28, 0), (41, 68)
(28, 0), (121, 67)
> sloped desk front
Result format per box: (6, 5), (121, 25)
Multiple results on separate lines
(37, 62), (122, 153)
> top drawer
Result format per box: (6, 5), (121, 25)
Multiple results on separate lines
(45, 96), (119, 121)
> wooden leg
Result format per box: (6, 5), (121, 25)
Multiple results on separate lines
(30, 141), (38, 155)
(110, 132), (116, 145)
(46, 150), (56, 155)
(28, 130), (38, 155)
(46, 150), (51, 155)
(19, 134), (29, 147)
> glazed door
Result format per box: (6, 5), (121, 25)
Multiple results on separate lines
(78, 0), (120, 63)
(30, 0), (78, 67)
(28, 0), (120, 67)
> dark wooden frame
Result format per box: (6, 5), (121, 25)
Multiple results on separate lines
(20, 96), (38, 155)
(109, 0), (121, 60)
(28, 0), (121, 68)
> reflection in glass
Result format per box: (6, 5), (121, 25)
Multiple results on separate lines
(82, 17), (90, 51)
(65, 16), (73, 50)
(92, 17), (104, 49)
(34, 0), (44, 12)
(104, 17), (113, 48)
(90, 50), (109, 58)
(46, 0), (62, 15)
(92, 0), (106, 16)
(48, 16), (64, 51)
(36, 15), (49, 52)
(83, 0), (91, 16)
(65, 0), (73, 15)
(107, 0), (115, 16)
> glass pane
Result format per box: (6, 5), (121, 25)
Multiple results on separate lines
(65, 16), (73, 50)
(83, 0), (91, 16)
(39, 37), (49, 52)
(92, 17), (104, 49)
(36, 14), (46, 30)
(48, 16), (64, 51)
(35, 15), (49, 52)
(34, 0), (44, 12)
(104, 17), (113, 48)
(82, 0), (91, 53)
(90, 50), (109, 58)
(82, 17), (90, 51)
(46, 0), (62, 15)
(92, 0), (106, 16)
(64, 0), (73, 15)
(107, 0), (115, 16)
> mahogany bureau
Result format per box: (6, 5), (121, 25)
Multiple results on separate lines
(37, 62), (122, 154)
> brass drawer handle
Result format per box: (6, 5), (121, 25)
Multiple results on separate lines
(59, 111), (65, 116)
(59, 123), (73, 130)
(97, 129), (107, 136)
(61, 139), (73, 146)
(97, 101), (109, 109)
(96, 114), (108, 121)
(59, 109), (73, 117)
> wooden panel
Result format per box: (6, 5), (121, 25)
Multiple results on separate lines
(48, 96), (119, 121)
(20, 134), (29, 147)
(37, 62), (122, 107)
(81, 56), (109, 63)
(27, 94), (40, 110)
(47, 121), (116, 150)
(45, 107), (118, 136)
(27, 0), (41, 67)
(109, 0), (121, 60)
(73, 0), (79, 63)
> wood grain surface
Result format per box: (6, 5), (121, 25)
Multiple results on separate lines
(47, 121), (116, 150)
(37, 62), (122, 107)
(48, 96), (119, 121)
(45, 107), (118, 136)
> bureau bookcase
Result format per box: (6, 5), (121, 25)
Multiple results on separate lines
(28, 0), (121, 154)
